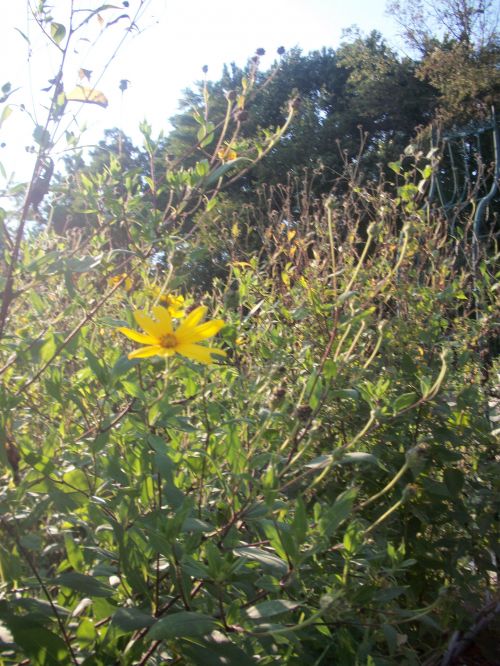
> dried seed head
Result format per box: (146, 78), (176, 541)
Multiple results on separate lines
(235, 109), (249, 123)
(273, 387), (286, 401)
(296, 404), (312, 421)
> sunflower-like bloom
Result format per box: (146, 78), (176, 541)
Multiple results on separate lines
(118, 305), (226, 364)
(217, 146), (238, 162)
(108, 273), (133, 291)
(151, 289), (185, 317)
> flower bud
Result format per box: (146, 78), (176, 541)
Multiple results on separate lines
(405, 443), (429, 469)
(402, 484), (418, 502)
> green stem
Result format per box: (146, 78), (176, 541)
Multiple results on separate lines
(363, 495), (405, 536)
(360, 461), (409, 509)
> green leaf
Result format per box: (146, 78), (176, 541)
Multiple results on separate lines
(14, 28), (31, 44)
(180, 631), (256, 666)
(205, 158), (247, 187)
(340, 452), (379, 466)
(181, 517), (213, 533)
(14, 597), (69, 619)
(419, 375), (432, 396)
(110, 607), (155, 632)
(195, 159), (209, 177)
(54, 572), (114, 598)
(76, 617), (97, 646)
(146, 612), (217, 641)
(233, 547), (288, 575)
(319, 487), (357, 538)
(244, 599), (300, 620)
(305, 454), (332, 470)
(197, 122), (215, 148)
(66, 254), (103, 272)
(422, 477), (450, 498)
(330, 388), (359, 400)
(121, 380), (144, 400)
(374, 586), (407, 603)
(421, 164), (433, 179)
(33, 125), (51, 148)
(393, 392), (418, 413)
(3, 617), (70, 666)
(50, 22), (66, 44)
(64, 534), (85, 571)
(84, 349), (108, 385)
(444, 468), (464, 496)
(40, 334), (57, 363)
(292, 496), (307, 544)
(206, 196), (218, 212)
(110, 354), (135, 380)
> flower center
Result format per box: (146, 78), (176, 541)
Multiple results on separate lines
(160, 333), (177, 349)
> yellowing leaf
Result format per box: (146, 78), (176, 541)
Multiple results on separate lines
(50, 22), (66, 44)
(78, 68), (92, 81)
(66, 86), (108, 108)
(0, 105), (12, 129)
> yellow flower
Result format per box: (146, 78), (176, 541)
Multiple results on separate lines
(217, 146), (238, 162)
(152, 289), (185, 317)
(109, 273), (133, 291)
(119, 305), (226, 363)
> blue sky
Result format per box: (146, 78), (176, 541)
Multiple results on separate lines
(0, 0), (402, 181)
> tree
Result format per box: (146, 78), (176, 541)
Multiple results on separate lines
(388, 0), (499, 53)
(167, 39), (437, 195)
(388, 0), (500, 123)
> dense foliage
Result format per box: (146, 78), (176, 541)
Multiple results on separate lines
(0, 1), (498, 664)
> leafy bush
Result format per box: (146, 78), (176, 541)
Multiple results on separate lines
(1, 155), (498, 664)
(0, 3), (498, 664)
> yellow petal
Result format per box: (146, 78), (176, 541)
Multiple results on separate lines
(176, 343), (227, 364)
(128, 345), (164, 359)
(134, 310), (166, 338)
(156, 347), (177, 357)
(175, 306), (207, 336)
(152, 305), (173, 333)
(168, 306), (185, 318)
(118, 327), (157, 345)
(177, 319), (225, 344)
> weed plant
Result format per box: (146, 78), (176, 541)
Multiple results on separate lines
(0, 4), (498, 663)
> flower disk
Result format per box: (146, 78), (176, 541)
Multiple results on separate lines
(118, 305), (226, 364)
